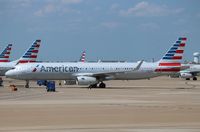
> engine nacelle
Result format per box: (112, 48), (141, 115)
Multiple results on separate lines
(76, 76), (98, 85)
(180, 72), (193, 78)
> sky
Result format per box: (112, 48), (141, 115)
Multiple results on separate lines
(0, 0), (200, 62)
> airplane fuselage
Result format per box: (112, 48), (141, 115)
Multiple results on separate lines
(5, 61), (164, 81)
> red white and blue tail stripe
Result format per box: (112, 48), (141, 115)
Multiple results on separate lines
(0, 44), (12, 62)
(155, 37), (187, 72)
(18, 40), (41, 64)
(80, 50), (86, 62)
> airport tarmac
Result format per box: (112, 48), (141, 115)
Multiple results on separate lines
(0, 76), (200, 132)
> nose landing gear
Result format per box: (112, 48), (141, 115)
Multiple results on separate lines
(25, 80), (29, 88)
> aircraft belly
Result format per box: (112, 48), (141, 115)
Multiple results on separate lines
(23, 72), (75, 80)
(114, 71), (159, 80)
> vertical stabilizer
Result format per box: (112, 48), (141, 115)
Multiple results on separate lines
(156, 37), (187, 72)
(0, 44), (12, 62)
(79, 50), (86, 62)
(17, 40), (41, 64)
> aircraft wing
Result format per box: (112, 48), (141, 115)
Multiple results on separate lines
(135, 60), (143, 70)
(73, 60), (143, 78)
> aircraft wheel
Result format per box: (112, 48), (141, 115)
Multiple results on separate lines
(193, 77), (197, 81)
(99, 82), (106, 88)
(25, 84), (29, 88)
(186, 78), (190, 80)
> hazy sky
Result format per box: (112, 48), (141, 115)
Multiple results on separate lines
(0, 0), (200, 62)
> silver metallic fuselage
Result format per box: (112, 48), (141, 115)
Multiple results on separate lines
(5, 61), (163, 81)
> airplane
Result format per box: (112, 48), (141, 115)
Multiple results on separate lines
(0, 44), (12, 63)
(5, 37), (186, 88)
(179, 64), (200, 80)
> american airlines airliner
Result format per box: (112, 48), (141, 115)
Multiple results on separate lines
(6, 37), (186, 88)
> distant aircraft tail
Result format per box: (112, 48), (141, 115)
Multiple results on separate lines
(17, 40), (41, 64)
(79, 50), (86, 62)
(0, 44), (12, 62)
(156, 37), (187, 72)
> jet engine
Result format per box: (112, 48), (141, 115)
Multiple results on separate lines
(180, 72), (193, 78)
(76, 76), (98, 85)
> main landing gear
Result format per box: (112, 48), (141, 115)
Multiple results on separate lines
(25, 80), (30, 88)
(89, 82), (106, 89)
(99, 82), (106, 88)
(186, 77), (197, 81)
(193, 77), (197, 81)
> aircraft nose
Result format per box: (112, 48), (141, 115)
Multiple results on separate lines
(5, 70), (17, 78)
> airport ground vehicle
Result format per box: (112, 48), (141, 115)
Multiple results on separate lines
(37, 80), (47, 86)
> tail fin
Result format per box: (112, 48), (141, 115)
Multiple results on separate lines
(0, 44), (12, 62)
(79, 50), (86, 62)
(17, 40), (41, 64)
(155, 37), (187, 72)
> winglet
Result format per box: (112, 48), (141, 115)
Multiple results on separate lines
(134, 60), (143, 71)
